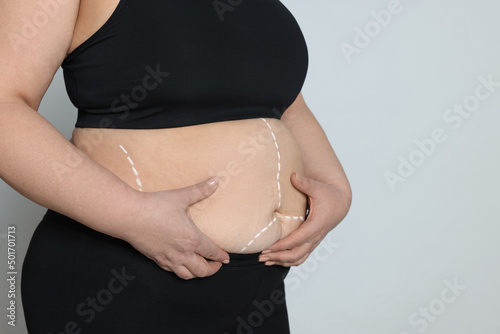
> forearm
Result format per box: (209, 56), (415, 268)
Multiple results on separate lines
(282, 94), (352, 202)
(0, 101), (141, 239)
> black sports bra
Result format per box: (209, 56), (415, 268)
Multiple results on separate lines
(61, 0), (309, 129)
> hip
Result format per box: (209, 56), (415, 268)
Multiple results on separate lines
(21, 209), (292, 333)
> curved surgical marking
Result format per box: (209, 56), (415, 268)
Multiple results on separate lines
(119, 145), (128, 154)
(119, 144), (143, 192)
(240, 118), (285, 252)
(277, 213), (305, 221)
(261, 118), (282, 210)
(119, 122), (303, 253)
(240, 216), (277, 252)
(239, 119), (308, 252)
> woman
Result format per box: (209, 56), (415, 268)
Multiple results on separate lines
(1, 0), (351, 333)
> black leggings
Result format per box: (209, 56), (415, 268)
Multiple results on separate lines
(21, 209), (291, 334)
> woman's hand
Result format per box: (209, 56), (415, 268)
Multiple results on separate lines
(258, 172), (351, 266)
(118, 177), (230, 280)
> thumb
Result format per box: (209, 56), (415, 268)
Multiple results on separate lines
(291, 172), (313, 195)
(196, 235), (230, 264)
(180, 176), (219, 207)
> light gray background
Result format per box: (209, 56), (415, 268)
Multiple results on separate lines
(1, 0), (499, 333)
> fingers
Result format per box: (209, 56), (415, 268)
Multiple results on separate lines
(260, 243), (312, 267)
(161, 177), (228, 280)
(180, 176), (220, 207)
(159, 251), (225, 280)
(279, 250), (311, 267)
(171, 235), (229, 280)
(263, 220), (315, 253)
(291, 172), (317, 199)
(172, 265), (196, 280)
(195, 234), (230, 264)
(183, 254), (223, 279)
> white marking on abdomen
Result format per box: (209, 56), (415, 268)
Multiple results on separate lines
(119, 144), (143, 192)
(261, 118), (281, 210)
(240, 118), (293, 252)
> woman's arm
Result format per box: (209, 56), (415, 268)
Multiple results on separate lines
(0, 0), (228, 279)
(0, 0), (138, 237)
(258, 92), (352, 266)
(282, 92), (352, 204)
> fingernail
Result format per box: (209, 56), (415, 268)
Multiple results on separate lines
(261, 249), (272, 254)
(295, 172), (302, 181)
(265, 261), (276, 266)
(223, 259), (230, 264)
(259, 256), (269, 262)
(207, 177), (218, 186)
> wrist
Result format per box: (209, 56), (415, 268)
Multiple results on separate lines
(106, 186), (146, 241)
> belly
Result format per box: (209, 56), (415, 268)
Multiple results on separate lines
(71, 118), (308, 253)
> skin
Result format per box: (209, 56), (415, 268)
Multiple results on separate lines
(72, 0), (353, 263)
(70, 117), (309, 254)
(1, 0), (230, 280)
(0, 0), (352, 279)
(260, 93), (353, 266)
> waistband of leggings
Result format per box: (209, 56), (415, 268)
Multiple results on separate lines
(223, 252), (265, 268)
(44, 209), (267, 268)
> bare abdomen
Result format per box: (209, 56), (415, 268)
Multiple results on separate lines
(71, 117), (308, 253)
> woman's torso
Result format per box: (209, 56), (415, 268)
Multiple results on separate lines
(66, 0), (309, 253)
